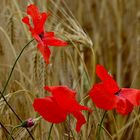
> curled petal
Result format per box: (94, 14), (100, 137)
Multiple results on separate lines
(33, 97), (67, 123)
(116, 96), (133, 115)
(72, 111), (86, 132)
(120, 88), (140, 106)
(89, 83), (117, 110)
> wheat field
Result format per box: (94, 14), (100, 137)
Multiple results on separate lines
(0, 0), (140, 139)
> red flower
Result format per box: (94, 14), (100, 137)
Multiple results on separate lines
(22, 4), (67, 64)
(89, 65), (140, 115)
(33, 86), (91, 132)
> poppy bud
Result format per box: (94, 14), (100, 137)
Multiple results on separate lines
(21, 118), (34, 128)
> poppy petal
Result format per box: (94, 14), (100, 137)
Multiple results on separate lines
(44, 32), (55, 37)
(120, 88), (140, 106)
(34, 12), (50, 34)
(26, 4), (49, 35)
(89, 82), (117, 110)
(22, 16), (33, 31)
(96, 65), (111, 81)
(37, 44), (51, 64)
(33, 97), (67, 123)
(116, 96), (133, 115)
(27, 4), (41, 26)
(72, 111), (86, 132)
(32, 34), (43, 44)
(43, 37), (68, 46)
(96, 65), (119, 94)
(44, 86), (90, 112)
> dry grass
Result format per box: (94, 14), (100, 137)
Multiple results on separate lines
(0, 0), (140, 139)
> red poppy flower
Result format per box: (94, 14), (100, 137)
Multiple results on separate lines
(89, 65), (140, 115)
(33, 86), (91, 132)
(22, 4), (67, 64)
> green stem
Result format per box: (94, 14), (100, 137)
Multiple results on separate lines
(0, 121), (14, 140)
(48, 123), (53, 140)
(0, 91), (22, 121)
(0, 93), (34, 139)
(9, 125), (21, 140)
(97, 111), (107, 140)
(0, 39), (35, 140)
(68, 115), (71, 140)
(1, 39), (34, 97)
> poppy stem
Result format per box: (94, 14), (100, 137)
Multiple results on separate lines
(0, 39), (35, 140)
(68, 115), (71, 140)
(0, 39), (34, 98)
(0, 91), (34, 139)
(97, 111), (107, 140)
(48, 123), (53, 140)
(8, 125), (21, 140)
(0, 121), (15, 140)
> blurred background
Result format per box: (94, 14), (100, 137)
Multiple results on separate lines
(0, 0), (140, 139)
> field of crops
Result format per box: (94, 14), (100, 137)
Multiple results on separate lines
(0, 0), (140, 140)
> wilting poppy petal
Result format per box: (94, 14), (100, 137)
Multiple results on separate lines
(44, 86), (87, 112)
(116, 96), (133, 115)
(89, 82), (117, 110)
(72, 111), (86, 132)
(33, 97), (67, 123)
(120, 88), (140, 106)
(37, 44), (51, 64)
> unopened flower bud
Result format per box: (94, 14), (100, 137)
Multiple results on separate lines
(21, 118), (34, 128)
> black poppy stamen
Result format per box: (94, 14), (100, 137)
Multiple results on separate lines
(115, 89), (121, 96)
(39, 32), (44, 39)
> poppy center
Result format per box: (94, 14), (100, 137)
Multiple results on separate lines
(39, 32), (44, 39)
(115, 89), (121, 96)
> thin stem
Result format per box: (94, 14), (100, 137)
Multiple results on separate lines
(97, 111), (107, 140)
(0, 39), (34, 97)
(0, 121), (14, 140)
(0, 92), (34, 139)
(9, 125), (21, 140)
(0, 39), (35, 140)
(0, 91), (21, 121)
(68, 115), (71, 140)
(48, 123), (53, 140)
